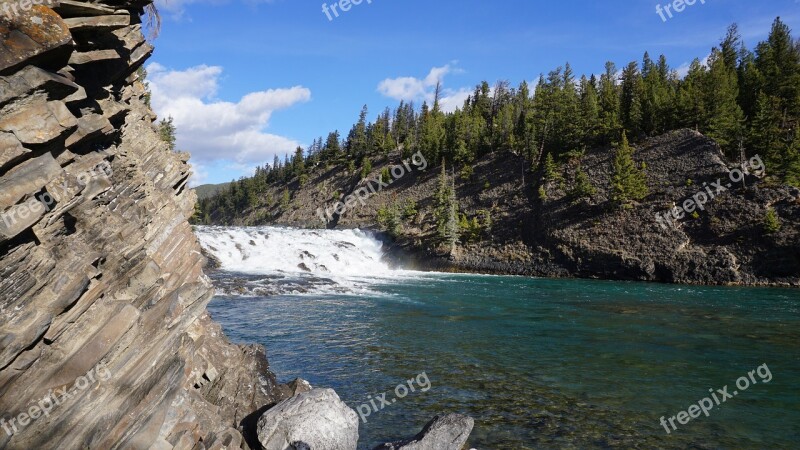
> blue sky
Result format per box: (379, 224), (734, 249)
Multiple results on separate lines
(146, 0), (800, 185)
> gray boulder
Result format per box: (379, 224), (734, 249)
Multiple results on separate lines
(373, 414), (474, 450)
(257, 388), (359, 450)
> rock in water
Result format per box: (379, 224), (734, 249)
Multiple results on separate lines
(258, 388), (360, 450)
(373, 414), (475, 450)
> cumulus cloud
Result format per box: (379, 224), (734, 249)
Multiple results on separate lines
(377, 63), (471, 113)
(146, 63), (310, 185)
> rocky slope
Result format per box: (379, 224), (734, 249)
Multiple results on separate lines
(0, 3), (294, 449)
(217, 130), (800, 286)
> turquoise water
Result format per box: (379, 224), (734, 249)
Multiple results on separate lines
(208, 273), (800, 449)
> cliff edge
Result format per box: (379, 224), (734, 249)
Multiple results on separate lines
(0, 2), (287, 448)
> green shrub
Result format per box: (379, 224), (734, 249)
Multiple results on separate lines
(381, 167), (391, 184)
(402, 199), (418, 220)
(764, 208), (782, 234)
(377, 203), (401, 237)
(460, 165), (474, 180)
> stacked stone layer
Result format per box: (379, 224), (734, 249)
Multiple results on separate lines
(0, 2), (289, 449)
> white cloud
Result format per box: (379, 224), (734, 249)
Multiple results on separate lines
(438, 88), (472, 113)
(675, 54), (710, 79)
(377, 63), (470, 113)
(155, 0), (274, 20)
(146, 63), (310, 185)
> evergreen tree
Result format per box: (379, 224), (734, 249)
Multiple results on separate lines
(675, 59), (708, 130)
(324, 131), (342, 161)
(611, 132), (649, 206)
(434, 162), (459, 252)
(293, 146), (305, 178)
(361, 157), (372, 180)
(782, 127), (800, 186)
(543, 152), (561, 182)
(755, 18), (800, 124)
(641, 53), (675, 135)
(570, 167), (596, 199)
(599, 62), (622, 143)
(158, 116), (177, 151)
(579, 75), (600, 144)
(347, 105), (369, 156)
(620, 61), (644, 137)
(749, 92), (784, 170)
(706, 48), (745, 154)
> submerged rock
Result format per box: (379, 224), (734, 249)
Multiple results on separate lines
(373, 414), (474, 450)
(257, 388), (360, 450)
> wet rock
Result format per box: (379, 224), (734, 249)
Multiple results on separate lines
(257, 388), (359, 450)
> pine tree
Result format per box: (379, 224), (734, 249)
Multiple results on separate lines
(434, 162), (459, 252)
(293, 146), (305, 178)
(641, 53), (675, 135)
(543, 152), (561, 182)
(324, 131), (342, 161)
(706, 48), (744, 154)
(611, 132), (649, 206)
(599, 62), (622, 143)
(158, 116), (177, 151)
(579, 75), (600, 144)
(620, 61), (644, 137)
(347, 105), (369, 157)
(570, 167), (596, 199)
(756, 18), (800, 123)
(360, 157), (372, 180)
(782, 127), (800, 187)
(675, 59), (708, 130)
(749, 92), (784, 171)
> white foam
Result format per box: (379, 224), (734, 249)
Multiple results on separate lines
(194, 226), (414, 296)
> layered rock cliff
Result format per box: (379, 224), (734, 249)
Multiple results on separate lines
(0, 2), (289, 448)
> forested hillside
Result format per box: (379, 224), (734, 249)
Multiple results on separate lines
(189, 19), (800, 285)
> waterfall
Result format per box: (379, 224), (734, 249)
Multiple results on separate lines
(194, 226), (397, 296)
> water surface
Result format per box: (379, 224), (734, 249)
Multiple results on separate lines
(198, 226), (800, 449)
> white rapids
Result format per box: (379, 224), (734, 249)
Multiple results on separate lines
(194, 225), (401, 296)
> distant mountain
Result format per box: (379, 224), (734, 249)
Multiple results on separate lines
(194, 182), (231, 200)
